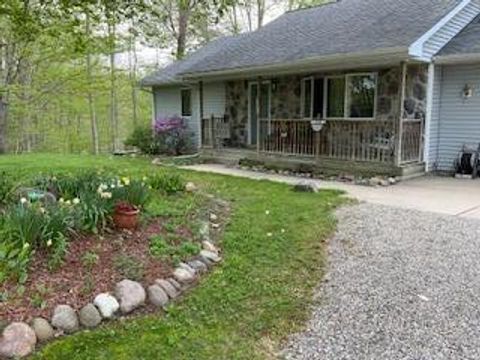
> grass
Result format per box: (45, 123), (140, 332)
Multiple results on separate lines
(0, 154), (344, 359)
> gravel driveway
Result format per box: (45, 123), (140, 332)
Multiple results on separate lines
(281, 203), (480, 360)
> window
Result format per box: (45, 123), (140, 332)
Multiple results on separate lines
(301, 77), (324, 119)
(326, 77), (345, 118)
(181, 88), (192, 117)
(325, 73), (377, 119)
(301, 77), (313, 118)
(346, 74), (376, 118)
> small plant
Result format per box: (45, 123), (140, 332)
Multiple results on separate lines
(149, 173), (185, 195)
(81, 250), (99, 270)
(0, 171), (15, 206)
(149, 234), (200, 263)
(113, 254), (144, 281)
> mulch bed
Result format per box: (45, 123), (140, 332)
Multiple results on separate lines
(0, 219), (176, 323)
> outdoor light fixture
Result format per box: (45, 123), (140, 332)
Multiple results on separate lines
(463, 84), (474, 99)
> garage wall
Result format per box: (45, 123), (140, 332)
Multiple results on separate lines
(431, 63), (480, 171)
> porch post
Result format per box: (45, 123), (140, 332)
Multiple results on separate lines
(199, 80), (204, 147)
(423, 63), (435, 171)
(395, 62), (407, 166)
(256, 76), (261, 154)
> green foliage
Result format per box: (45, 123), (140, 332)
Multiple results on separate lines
(81, 251), (99, 270)
(0, 171), (15, 206)
(149, 173), (185, 195)
(111, 178), (150, 208)
(149, 234), (200, 263)
(124, 126), (160, 155)
(113, 255), (144, 281)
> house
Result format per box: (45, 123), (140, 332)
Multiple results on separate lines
(141, 0), (480, 176)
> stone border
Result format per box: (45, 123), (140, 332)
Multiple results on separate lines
(0, 183), (225, 359)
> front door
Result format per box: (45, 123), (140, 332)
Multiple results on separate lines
(248, 81), (271, 145)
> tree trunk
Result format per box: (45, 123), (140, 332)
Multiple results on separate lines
(176, 4), (190, 60)
(0, 96), (7, 154)
(108, 22), (119, 152)
(257, 0), (265, 29)
(128, 22), (138, 128)
(86, 13), (99, 155)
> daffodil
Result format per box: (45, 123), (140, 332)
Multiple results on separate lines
(65, 200), (72, 205)
(100, 192), (112, 199)
(265, 210), (270, 215)
(267, 232), (273, 237)
(23, 243), (30, 249)
(73, 198), (80, 205)
(20, 197), (28, 204)
(46, 239), (52, 247)
(122, 177), (130, 186)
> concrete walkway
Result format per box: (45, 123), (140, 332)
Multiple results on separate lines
(181, 164), (480, 219)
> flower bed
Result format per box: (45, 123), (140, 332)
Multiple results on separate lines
(0, 169), (230, 358)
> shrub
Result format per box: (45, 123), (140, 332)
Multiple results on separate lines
(124, 126), (161, 155)
(153, 116), (193, 156)
(149, 173), (185, 195)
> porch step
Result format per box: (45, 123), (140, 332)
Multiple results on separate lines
(399, 162), (425, 180)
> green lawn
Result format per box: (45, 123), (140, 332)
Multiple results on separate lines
(1, 154), (343, 359)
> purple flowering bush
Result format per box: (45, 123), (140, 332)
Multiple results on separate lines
(125, 116), (193, 155)
(153, 116), (193, 155)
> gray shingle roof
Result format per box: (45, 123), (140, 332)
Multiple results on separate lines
(140, 36), (238, 86)
(142, 0), (461, 85)
(438, 14), (480, 56)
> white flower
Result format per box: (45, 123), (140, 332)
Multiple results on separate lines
(142, 176), (148, 181)
(265, 210), (270, 215)
(72, 198), (80, 205)
(100, 192), (112, 199)
(23, 243), (30, 249)
(281, 228), (286, 234)
(20, 197), (28, 204)
(46, 239), (52, 247)
(59, 198), (64, 203)
(267, 232), (273, 237)
(122, 177), (130, 185)
(110, 184), (116, 189)
(39, 207), (46, 214)
(65, 200), (72, 205)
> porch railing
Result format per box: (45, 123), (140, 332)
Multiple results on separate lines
(201, 116), (230, 148)
(400, 118), (423, 164)
(259, 119), (395, 163)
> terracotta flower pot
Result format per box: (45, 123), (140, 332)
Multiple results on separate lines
(113, 208), (140, 229)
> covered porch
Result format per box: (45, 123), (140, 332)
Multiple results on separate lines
(198, 61), (428, 176)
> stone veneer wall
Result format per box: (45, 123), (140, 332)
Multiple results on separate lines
(225, 67), (402, 146)
(403, 64), (428, 120)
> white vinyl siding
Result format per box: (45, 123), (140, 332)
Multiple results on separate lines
(423, 0), (480, 58)
(430, 63), (480, 172)
(153, 85), (201, 149)
(203, 82), (226, 118)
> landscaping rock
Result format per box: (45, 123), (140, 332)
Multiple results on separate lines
(51, 305), (79, 333)
(202, 240), (218, 254)
(79, 303), (102, 328)
(31, 318), (54, 342)
(147, 285), (169, 307)
(188, 259), (208, 273)
(167, 278), (182, 291)
(115, 279), (146, 314)
(94, 293), (119, 319)
(200, 250), (222, 263)
(179, 262), (196, 275)
(388, 177), (397, 185)
(293, 181), (320, 193)
(0, 322), (36, 359)
(185, 182), (197, 192)
(173, 268), (195, 283)
(199, 221), (210, 241)
(369, 177), (382, 186)
(155, 279), (180, 299)
(379, 179), (390, 186)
